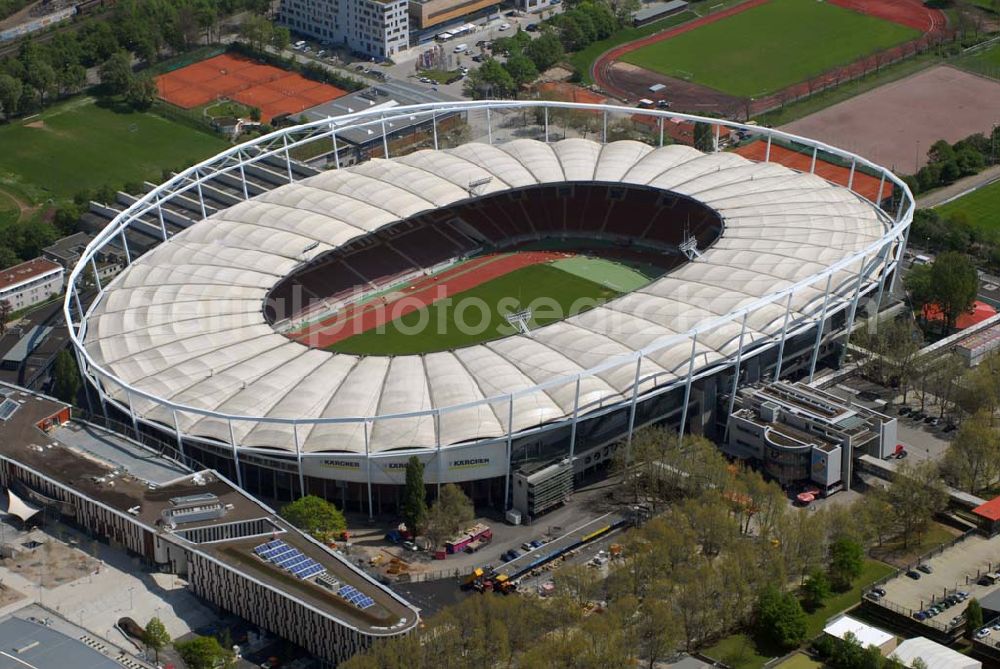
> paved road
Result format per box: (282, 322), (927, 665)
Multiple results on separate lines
(918, 164), (1000, 208)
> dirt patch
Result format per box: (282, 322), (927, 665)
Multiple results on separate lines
(782, 66), (1000, 172)
(1, 536), (100, 588)
(23, 120), (44, 129)
(605, 62), (743, 114)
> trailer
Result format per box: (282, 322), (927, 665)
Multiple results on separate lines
(445, 523), (492, 554)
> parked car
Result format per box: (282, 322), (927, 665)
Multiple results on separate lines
(958, 591), (970, 600)
(918, 563), (933, 574)
(530, 539), (544, 549)
(509, 549), (521, 560)
(906, 570), (921, 580)
(872, 587), (887, 597)
(521, 541), (535, 552)
(911, 411), (926, 420)
(898, 406), (911, 415)
(927, 417), (940, 427)
(913, 611), (927, 621)
(952, 616), (964, 626)
(499, 22), (511, 30)
(526, 23), (539, 31)
(976, 628), (991, 639)
(943, 422), (958, 433)
(868, 591), (883, 600)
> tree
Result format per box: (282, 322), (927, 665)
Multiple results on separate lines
(801, 569), (831, 611)
(279, 495), (346, 542)
(967, 598), (984, 638)
(505, 54), (538, 87)
(25, 60), (55, 105)
(271, 25), (291, 51)
(142, 617), (170, 663)
(694, 122), (714, 152)
(400, 456), (427, 534)
(0, 74), (23, 119)
(942, 411), (1000, 494)
(175, 635), (235, 669)
(525, 33), (564, 72)
(0, 299), (11, 336)
(99, 51), (133, 96)
(463, 58), (515, 99)
(929, 251), (979, 332)
(52, 349), (81, 404)
(753, 584), (807, 650)
(877, 460), (948, 548)
(425, 483), (474, 549)
(125, 74), (158, 110)
(828, 537), (864, 591)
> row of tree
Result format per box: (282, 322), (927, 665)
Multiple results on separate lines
(0, 0), (268, 120)
(903, 133), (1000, 196)
(345, 428), (948, 668)
(464, 0), (619, 99)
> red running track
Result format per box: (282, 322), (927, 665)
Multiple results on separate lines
(592, 0), (770, 102)
(592, 0), (948, 115)
(292, 251), (569, 349)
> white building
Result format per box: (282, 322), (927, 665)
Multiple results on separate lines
(892, 637), (981, 669)
(824, 615), (896, 655)
(0, 258), (64, 312)
(279, 0), (409, 60)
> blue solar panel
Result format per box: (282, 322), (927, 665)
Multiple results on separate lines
(277, 552), (306, 568)
(359, 597), (374, 609)
(261, 546), (292, 561)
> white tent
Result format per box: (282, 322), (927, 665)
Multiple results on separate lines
(892, 637), (981, 669)
(1, 488), (41, 522)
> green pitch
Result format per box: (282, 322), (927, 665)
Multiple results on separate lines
(0, 96), (228, 201)
(955, 42), (1000, 80)
(328, 256), (656, 356)
(936, 180), (1000, 232)
(621, 0), (919, 97)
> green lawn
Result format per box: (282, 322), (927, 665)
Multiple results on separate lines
(936, 178), (1000, 232)
(203, 100), (254, 119)
(0, 189), (18, 226)
(703, 559), (894, 669)
(327, 261), (623, 355)
(0, 96), (229, 202)
(703, 633), (775, 669)
(418, 69), (462, 84)
(955, 42), (1000, 80)
(568, 10), (696, 84)
(621, 0), (919, 97)
(802, 559), (895, 638)
(775, 653), (822, 669)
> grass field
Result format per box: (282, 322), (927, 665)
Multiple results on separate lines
(328, 256), (648, 355)
(0, 96), (229, 202)
(0, 190), (18, 226)
(569, 10), (696, 84)
(774, 654), (822, 669)
(704, 559), (894, 669)
(955, 42), (1000, 80)
(621, 0), (919, 97)
(936, 178), (1000, 232)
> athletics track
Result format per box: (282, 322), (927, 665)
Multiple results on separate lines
(291, 251), (569, 349)
(592, 0), (947, 116)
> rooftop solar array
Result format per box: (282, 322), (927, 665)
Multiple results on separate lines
(253, 539), (326, 580)
(338, 584), (375, 610)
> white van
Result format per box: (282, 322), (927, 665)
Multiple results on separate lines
(454, 43), (468, 53)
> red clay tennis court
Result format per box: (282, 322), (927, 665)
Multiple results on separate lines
(156, 53), (347, 122)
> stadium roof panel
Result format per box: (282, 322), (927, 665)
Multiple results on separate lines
(84, 138), (889, 454)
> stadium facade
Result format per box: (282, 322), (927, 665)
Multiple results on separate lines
(66, 101), (913, 517)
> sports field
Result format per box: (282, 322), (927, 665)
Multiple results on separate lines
(620, 0), (919, 97)
(324, 254), (656, 356)
(937, 179), (1000, 233)
(0, 96), (228, 201)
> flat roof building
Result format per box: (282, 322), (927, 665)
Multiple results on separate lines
(726, 381), (896, 491)
(279, 0), (409, 60)
(0, 617), (121, 669)
(0, 258), (63, 312)
(0, 383), (419, 665)
(824, 615), (896, 655)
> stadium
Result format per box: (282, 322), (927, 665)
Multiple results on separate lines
(65, 101), (913, 516)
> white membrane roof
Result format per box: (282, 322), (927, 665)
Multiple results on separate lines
(83, 139), (889, 454)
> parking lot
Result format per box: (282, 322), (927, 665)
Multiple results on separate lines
(875, 532), (1000, 631)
